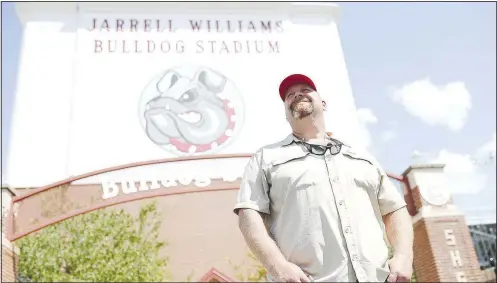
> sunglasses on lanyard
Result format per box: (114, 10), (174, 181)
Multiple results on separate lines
(296, 138), (343, 156)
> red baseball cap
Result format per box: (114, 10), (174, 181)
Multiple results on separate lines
(278, 74), (317, 101)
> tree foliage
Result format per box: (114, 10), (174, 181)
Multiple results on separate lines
(16, 202), (170, 282)
(229, 251), (268, 282)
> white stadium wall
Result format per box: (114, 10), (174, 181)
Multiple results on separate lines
(6, 2), (363, 188)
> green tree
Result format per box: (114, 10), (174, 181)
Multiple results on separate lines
(16, 202), (170, 282)
(229, 251), (267, 282)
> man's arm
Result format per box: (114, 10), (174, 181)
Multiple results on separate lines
(238, 209), (288, 276)
(377, 171), (414, 282)
(369, 154), (413, 282)
(383, 207), (414, 282)
(234, 152), (310, 282)
(383, 207), (413, 259)
(372, 159), (413, 258)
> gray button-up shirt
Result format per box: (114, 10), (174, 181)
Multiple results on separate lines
(234, 134), (407, 282)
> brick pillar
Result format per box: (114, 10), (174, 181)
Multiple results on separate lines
(2, 187), (19, 283)
(402, 164), (484, 282)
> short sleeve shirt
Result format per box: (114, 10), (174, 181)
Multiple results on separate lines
(233, 134), (406, 282)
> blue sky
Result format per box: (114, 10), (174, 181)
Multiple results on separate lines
(1, 2), (496, 223)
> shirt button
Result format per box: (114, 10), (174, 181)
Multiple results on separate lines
(339, 200), (345, 206)
(345, 226), (352, 233)
(352, 254), (360, 261)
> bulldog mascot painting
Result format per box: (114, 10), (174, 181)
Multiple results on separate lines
(140, 67), (240, 155)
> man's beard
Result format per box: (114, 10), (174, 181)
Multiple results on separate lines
(290, 96), (314, 119)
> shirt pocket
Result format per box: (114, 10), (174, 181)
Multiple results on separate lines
(269, 145), (309, 167)
(269, 146), (309, 185)
(341, 150), (380, 195)
(268, 148), (318, 211)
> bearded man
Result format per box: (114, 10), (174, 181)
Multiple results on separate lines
(233, 74), (414, 282)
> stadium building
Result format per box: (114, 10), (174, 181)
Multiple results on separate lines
(2, 2), (496, 282)
(469, 223), (497, 270)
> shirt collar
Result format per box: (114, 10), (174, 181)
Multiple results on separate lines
(281, 134), (299, 147)
(281, 132), (335, 147)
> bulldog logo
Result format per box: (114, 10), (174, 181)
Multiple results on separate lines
(138, 66), (244, 156)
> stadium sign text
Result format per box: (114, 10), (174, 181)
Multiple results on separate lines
(444, 229), (467, 282)
(101, 173), (241, 200)
(89, 18), (283, 55)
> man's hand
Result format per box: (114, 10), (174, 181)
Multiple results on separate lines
(387, 253), (413, 282)
(269, 260), (312, 282)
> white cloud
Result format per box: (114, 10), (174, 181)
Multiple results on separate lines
(430, 149), (488, 195)
(388, 120), (400, 127)
(465, 214), (497, 225)
(357, 108), (378, 125)
(460, 205), (496, 225)
(390, 79), (471, 132)
(355, 108), (377, 150)
(380, 130), (397, 142)
(475, 132), (496, 165)
(413, 133), (496, 195)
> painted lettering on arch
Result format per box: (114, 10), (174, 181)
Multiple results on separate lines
(101, 174), (241, 200)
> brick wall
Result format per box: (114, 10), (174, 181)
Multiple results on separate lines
(2, 222), (19, 282)
(414, 216), (485, 282)
(2, 188), (19, 283)
(411, 187), (424, 213)
(1, 245), (18, 283)
(413, 220), (439, 282)
(480, 267), (496, 282)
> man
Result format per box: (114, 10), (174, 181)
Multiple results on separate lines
(233, 74), (414, 282)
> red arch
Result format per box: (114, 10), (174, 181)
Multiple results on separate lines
(6, 153), (405, 241)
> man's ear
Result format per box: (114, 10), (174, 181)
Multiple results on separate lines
(284, 105), (290, 122)
(322, 100), (327, 111)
